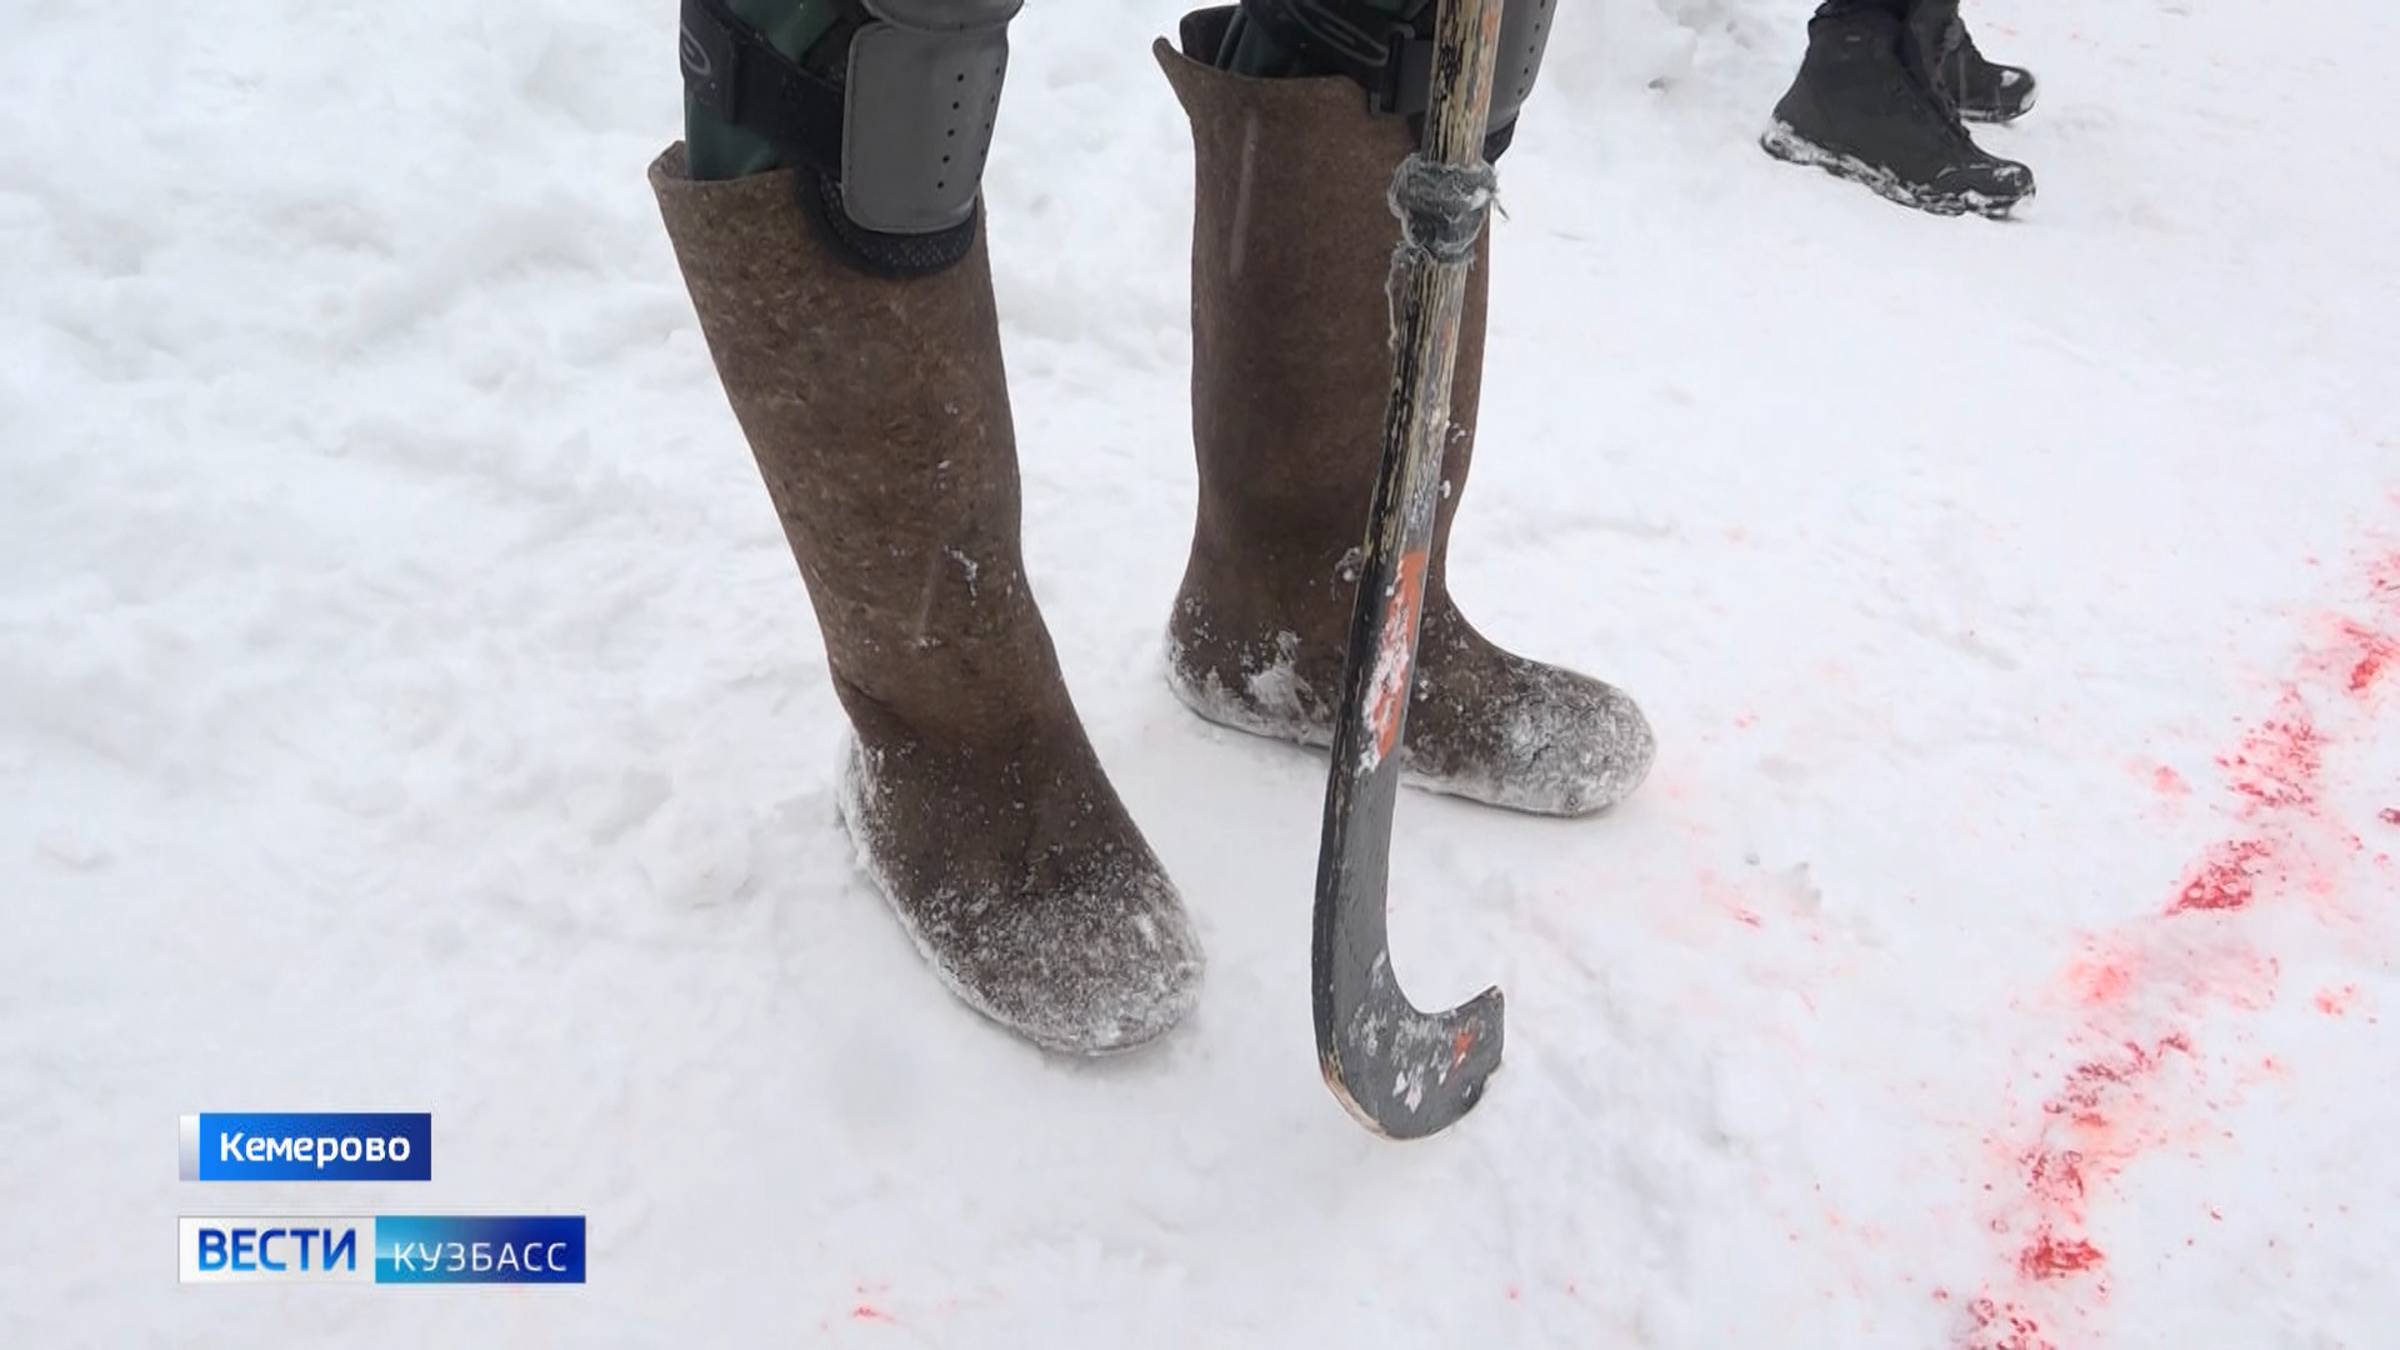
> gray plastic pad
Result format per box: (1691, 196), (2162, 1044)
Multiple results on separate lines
(842, 1), (1022, 235)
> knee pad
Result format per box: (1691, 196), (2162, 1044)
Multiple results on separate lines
(680, 0), (1020, 273)
(1230, 0), (1556, 153)
(842, 1), (1017, 234)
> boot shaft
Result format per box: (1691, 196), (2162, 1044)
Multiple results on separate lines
(650, 146), (1067, 742)
(1158, 8), (1488, 605)
(1156, 12), (1656, 819)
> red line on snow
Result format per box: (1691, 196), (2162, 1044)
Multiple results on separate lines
(1955, 546), (2400, 1350)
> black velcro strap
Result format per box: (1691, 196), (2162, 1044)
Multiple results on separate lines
(679, 0), (847, 175)
(1240, 0), (1434, 116)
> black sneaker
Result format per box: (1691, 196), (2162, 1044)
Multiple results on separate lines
(1921, 11), (2038, 125)
(1761, 9), (2034, 218)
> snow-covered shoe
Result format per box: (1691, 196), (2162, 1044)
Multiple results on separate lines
(650, 146), (1201, 1055)
(1916, 5), (2037, 125)
(1762, 8), (2034, 218)
(1153, 10), (1654, 819)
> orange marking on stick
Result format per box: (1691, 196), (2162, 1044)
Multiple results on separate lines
(1367, 550), (1432, 761)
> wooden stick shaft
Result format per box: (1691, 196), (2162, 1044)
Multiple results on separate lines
(1422, 0), (1508, 167)
(1361, 0), (1506, 766)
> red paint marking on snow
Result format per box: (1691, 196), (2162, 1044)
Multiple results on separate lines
(1977, 1034), (2179, 1307)
(2214, 703), (2324, 809)
(2022, 1147), (2086, 1208)
(2043, 1034), (2192, 1123)
(1964, 1297), (2054, 1350)
(851, 1305), (897, 1324)
(1733, 710), (1759, 730)
(2341, 621), (2396, 693)
(2017, 1233), (2105, 1281)
(1733, 906), (1765, 929)
(2168, 837), (2274, 913)
(2063, 939), (2140, 1006)
(1504, 1283), (1521, 1302)
(1957, 545), (2400, 1349)
(2319, 569), (2400, 696)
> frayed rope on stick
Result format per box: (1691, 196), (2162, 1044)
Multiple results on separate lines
(1388, 154), (1497, 266)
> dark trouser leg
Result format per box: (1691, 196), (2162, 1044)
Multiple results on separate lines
(682, 0), (840, 181)
(1913, 3), (2041, 124)
(1818, 0), (2041, 124)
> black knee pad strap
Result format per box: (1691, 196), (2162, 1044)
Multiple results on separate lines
(1232, 0), (1555, 152)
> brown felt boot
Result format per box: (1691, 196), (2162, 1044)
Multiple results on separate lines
(651, 146), (1202, 1055)
(1155, 11), (1654, 818)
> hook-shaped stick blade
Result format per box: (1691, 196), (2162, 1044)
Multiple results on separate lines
(1319, 949), (1505, 1140)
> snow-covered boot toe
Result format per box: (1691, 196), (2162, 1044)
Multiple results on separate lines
(652, 146), (1202, 1055)
(1762, 7), (2033, 217)
(1166, 597), (1654, 819)
(1403, 613), (1656, 816)
(839, 737), (1201, 1055)
(1156, 10), (1652, 819)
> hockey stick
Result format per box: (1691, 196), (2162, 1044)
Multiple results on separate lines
(1311, 0), (1508, 1139)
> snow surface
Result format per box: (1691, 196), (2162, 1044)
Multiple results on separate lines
(6, 1), (2399, 1346)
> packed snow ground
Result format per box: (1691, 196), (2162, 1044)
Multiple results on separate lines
(6, 1), (2398, 1345)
